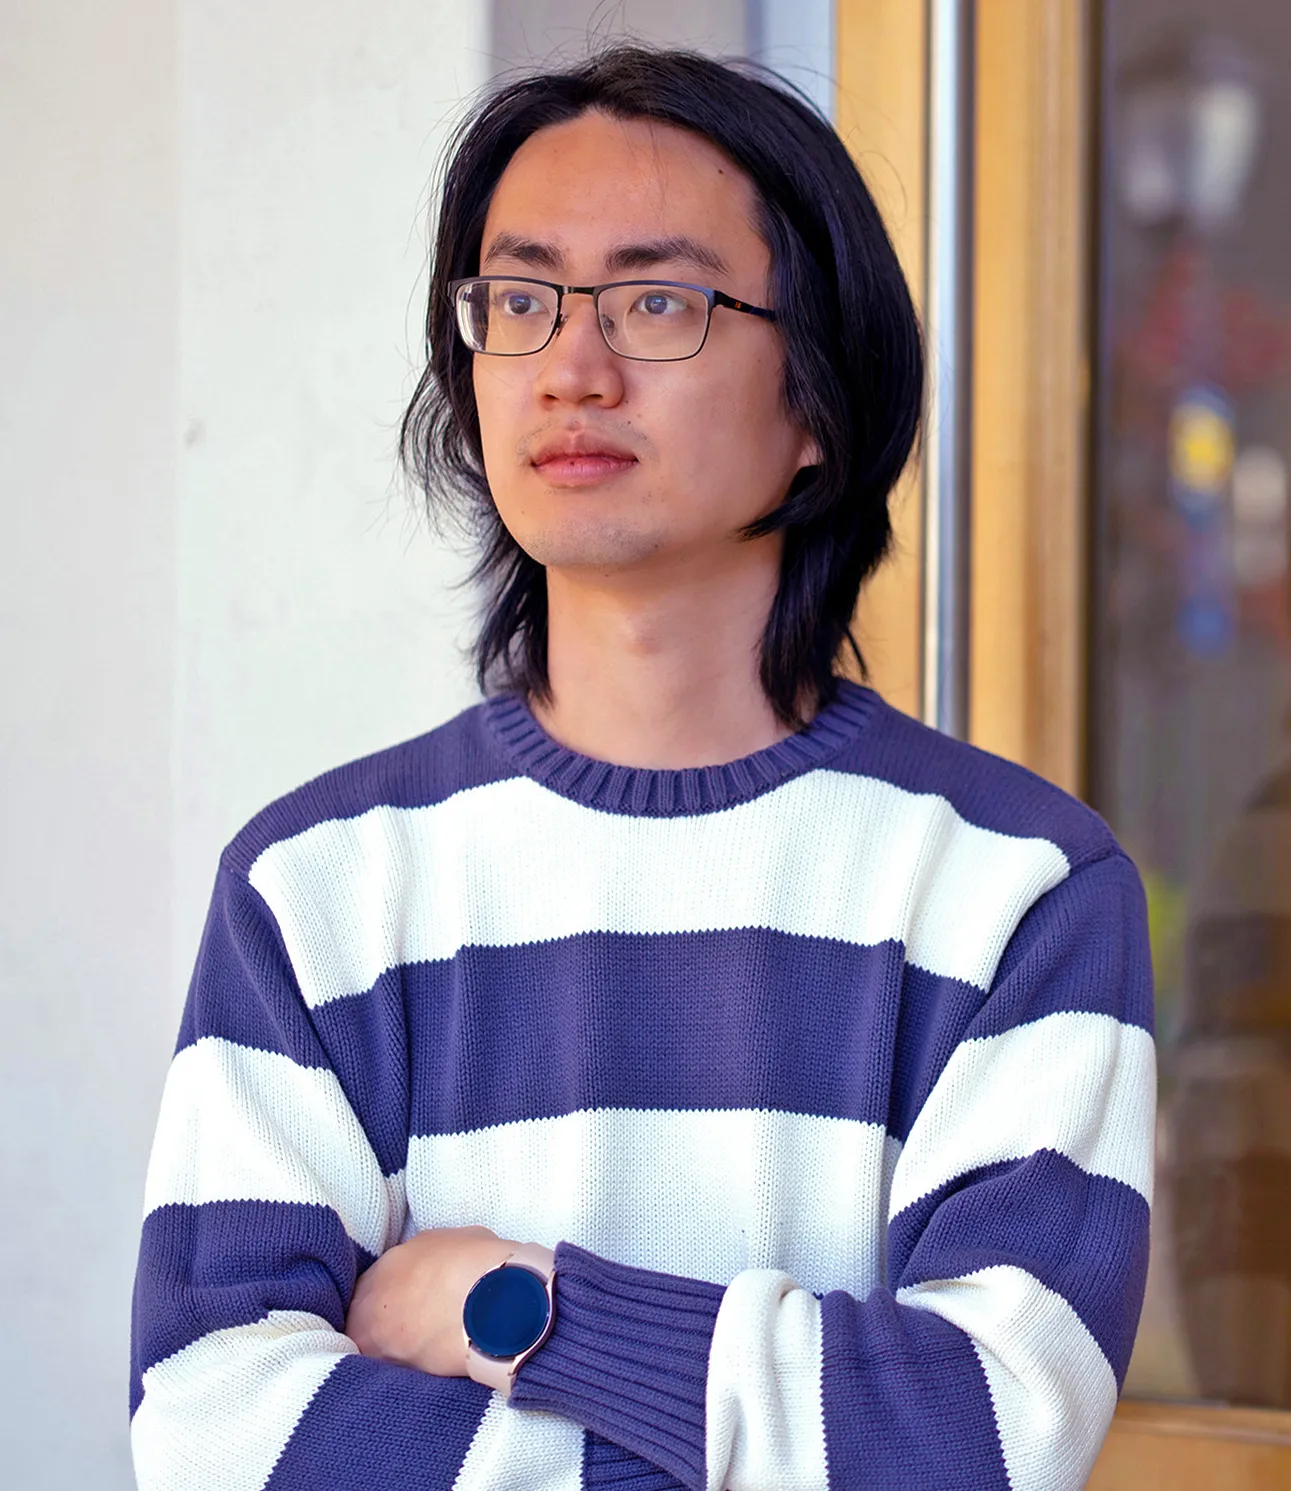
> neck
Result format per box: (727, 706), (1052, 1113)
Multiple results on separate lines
(532, 539), (802, 769)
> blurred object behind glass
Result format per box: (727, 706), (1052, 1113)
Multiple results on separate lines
(1095, 1), (1291, 1406)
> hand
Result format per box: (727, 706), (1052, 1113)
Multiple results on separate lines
(346, 1225), (518, 1376)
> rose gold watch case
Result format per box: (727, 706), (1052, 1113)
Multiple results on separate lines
(464, 1242), (557, 1397)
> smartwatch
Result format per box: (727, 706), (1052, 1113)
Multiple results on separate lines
(463, 1242), (557, 1396)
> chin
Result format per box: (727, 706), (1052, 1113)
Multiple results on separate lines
(515, 517), (669, 572)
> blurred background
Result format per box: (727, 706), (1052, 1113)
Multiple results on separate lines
(1, 1), (1288, 1487)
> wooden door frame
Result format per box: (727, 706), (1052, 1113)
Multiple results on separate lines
(836, 2), (1291, 1483)
(836, 0), (927, 723)
(839, 0), (1089, 795)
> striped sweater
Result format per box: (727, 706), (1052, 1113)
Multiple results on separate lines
(130, 680), (1156, 1491)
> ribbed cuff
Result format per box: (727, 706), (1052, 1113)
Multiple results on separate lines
(509, 1243), (725, 1491)
(583, 1433), (689, 1491)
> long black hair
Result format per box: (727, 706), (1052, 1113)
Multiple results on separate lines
(401, 45), (923, 726)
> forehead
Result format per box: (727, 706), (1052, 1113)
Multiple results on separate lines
(481, 111), (764, 269)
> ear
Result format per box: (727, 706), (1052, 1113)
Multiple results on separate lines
(795, 429), (823, 472)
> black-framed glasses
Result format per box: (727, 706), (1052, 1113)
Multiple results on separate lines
(449, 276), (776, 362)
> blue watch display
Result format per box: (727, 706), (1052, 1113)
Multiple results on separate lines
(463, 1262), (552, 1359)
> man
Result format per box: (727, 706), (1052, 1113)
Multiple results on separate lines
(131, 47), (1155, 1491)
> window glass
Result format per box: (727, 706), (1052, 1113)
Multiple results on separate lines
(1095, 0), (1291, 1405)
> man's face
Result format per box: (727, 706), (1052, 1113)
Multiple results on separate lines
(471, 110), (818, 577)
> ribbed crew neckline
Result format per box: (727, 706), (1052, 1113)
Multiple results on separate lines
(483, 677), (877, 817)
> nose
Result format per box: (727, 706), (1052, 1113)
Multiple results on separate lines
(531, 290), (626, 408)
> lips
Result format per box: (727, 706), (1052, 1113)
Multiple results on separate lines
(530, 437), (638, 485)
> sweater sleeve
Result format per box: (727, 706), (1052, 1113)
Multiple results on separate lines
(130, 863), (493, 1491)
(510, 851), (1157, 1491)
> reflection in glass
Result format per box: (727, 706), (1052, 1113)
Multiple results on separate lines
(1095, 6), (1291, 1406)
(1174, 755), (1291, 1403)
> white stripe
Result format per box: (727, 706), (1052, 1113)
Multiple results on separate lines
(248, 771), (1069, 1008)
(897, 1266), (1118, 1491)
(406, 1108), (895, 1299)
(889, 1012), (1156, 1219)
(451, 1396), (583, 1491)
(131, 1311), (353, 1491)
(143, 1036), (407, 1257)
(705, 1270), (827, 1491)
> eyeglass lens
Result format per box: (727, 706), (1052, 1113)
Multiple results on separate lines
(454, 280), (712, 361)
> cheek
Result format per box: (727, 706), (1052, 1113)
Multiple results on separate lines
(661, 353), (783, 444)
(472, 360), (507, 461)
(694, 357), (803, 475)
(472, 361), (536, 505)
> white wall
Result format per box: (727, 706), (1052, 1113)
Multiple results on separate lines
(1, 3), (178, 1485)
(173, 0), (485, 987)
(1, 3), (484, 1485)
(489, 0), (836, 121)
(751, 0), (837, 120)
(490, 0), (748, 69)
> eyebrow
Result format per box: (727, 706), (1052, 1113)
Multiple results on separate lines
(481, 231), (731, 280)
(481, 233), (562, 273)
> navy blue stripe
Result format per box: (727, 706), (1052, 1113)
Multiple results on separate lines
(887, 966), (986, 1143)
(175, 866), (409, 1174)
(821, 1287), (1009, 1491)
(890, 856), (1153, 1133)
(266, 1353), (489, 1490)
(222, 703), (514, 877)
(583, 1433), (688, 1489)
(968, 851), (1154, 1041)
(176, 869), (329, 1068)
(131, 1199), (370, 1413)
(177, 862), (1148, 1170)
(306, 923), (1145, 1145)
(889, 1149), (1150, 1386)
(313, 970), (410, 1176)
(830, 693), (1117, 867)
(392, 929), (907, 1135)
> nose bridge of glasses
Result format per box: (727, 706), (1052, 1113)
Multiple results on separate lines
(552, 284), (603, 337)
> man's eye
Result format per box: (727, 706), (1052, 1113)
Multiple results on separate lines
(498, 293), (542, 317)
(634, 291), (685, 316)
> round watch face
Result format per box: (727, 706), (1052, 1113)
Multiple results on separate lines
(463, 1265), (550, 1359)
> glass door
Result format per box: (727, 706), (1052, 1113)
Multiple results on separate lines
(838, 0), (1291, 1480)
(1092, 0), (1291, 1419)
